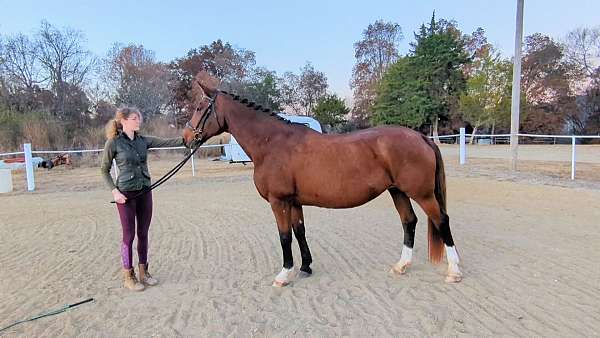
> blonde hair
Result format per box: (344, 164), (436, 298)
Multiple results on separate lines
(105, 106), (142, 139)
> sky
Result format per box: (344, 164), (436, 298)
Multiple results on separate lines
(1, 0), (599, 101)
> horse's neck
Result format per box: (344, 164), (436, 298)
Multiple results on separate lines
(222, 104), (286, 163)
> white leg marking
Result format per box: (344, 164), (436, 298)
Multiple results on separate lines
(445, 245), (462, 282)
(400, 245), (413, 263)
(445, 245), (459, 264)
(273, 267), (295, 286)
(391, 245), (413, 274)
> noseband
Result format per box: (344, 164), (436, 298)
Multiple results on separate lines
(185, 93), (220, 142)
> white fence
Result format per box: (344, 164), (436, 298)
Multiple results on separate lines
(439, 128), (600, 180)
(1, 130), (600, 191)
(0, 144), (229, 191)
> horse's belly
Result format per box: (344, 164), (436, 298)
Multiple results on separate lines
(295, 174), (389, 208)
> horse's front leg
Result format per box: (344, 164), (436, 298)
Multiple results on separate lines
(291, 204), (312, 277)
(270, 198), (295, 287)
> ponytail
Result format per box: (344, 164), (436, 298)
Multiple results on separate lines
(105, 119), (122, 139)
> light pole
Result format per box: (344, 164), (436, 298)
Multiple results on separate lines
(510, 0), (524, 170)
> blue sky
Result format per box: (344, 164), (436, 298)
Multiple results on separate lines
(1, 0), (599, 100)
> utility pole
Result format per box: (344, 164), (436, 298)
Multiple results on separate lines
(510, 0), (524, 170)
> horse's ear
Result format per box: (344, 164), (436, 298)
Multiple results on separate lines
(194, 71), (220, 95)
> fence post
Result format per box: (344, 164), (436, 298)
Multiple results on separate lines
(459, 128), (466, 165)
(24, 143), (35, 191)
(190, 148), (196, 177)
(571, 136), (576, 180)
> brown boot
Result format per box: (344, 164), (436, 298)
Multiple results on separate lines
(122, 268), (145, 291)
(138, 263), (158, 286)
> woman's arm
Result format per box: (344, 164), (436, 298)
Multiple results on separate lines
(100, 139), (116, 190)
(143, 135), (186, 149)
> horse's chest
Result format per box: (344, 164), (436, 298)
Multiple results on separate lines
(253, 165), (294, 200)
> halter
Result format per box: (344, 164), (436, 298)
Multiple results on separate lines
(184, 92), (220, 144)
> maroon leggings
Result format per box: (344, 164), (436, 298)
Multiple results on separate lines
(116, 190), (153, 269)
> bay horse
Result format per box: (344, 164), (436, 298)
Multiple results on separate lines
(182, 73), (462, 286)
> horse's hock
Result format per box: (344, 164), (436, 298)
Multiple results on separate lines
(0, 169), (13, 193)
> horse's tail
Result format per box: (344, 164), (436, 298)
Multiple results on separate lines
(423, 136), (446, 264)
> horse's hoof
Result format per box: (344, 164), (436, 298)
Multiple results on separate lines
(272, 279), (289, 287)
(390, 262), (410, 275)
(297, 270), (312, 279)
(445, 273), (462, 283)
(300, 266), (312, 275)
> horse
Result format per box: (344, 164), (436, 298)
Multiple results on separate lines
(182, 73), (462, 286)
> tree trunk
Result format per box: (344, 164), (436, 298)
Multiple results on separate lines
(491, 121), (496, 144)
(470, 125), (479, 144)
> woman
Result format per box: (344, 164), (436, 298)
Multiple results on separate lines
(100, 106), (185, 291)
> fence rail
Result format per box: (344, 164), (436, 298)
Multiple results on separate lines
(2, 130), (600, 191)
(0, 144), (230, 191)
(433, 128), (600, 180)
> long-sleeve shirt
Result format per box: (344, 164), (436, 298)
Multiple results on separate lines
(100, 132), (185, 191)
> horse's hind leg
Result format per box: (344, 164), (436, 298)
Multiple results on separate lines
(388, 188), (418, 275)
(269, 198), (295, 287)
(291, 205), (313, 277)
(414, 195), (462, 283)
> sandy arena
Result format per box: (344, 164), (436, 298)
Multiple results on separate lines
(1, 145), (599, 337)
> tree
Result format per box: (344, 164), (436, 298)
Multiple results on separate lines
(105, 43), (173, 118)
(36, 21), (95, 119)
(170, 40), (256, 115)
(459, 47), (512, 142)
(297, 62), (328, 115)
(241, 67), (282, 111)
(373, 57), (428, 127)
(520, 33), (576, 134)
(351, 20), (403, 127)
(410, 13), (470, 140)
(1, 33), (43, 91)
(563, 27), (600, 81)
(373, 14), (469, 138)
(462, 27), (493, 79)
(278, 71), (303, 114)
(313, 94), (348, 129)
(0, 33), (55, 112)
(563, 27), (600, 136)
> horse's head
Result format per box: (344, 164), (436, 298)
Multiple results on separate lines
(183, 71), (226, 148)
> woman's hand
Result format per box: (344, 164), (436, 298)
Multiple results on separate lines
(112, 189), (127, 204)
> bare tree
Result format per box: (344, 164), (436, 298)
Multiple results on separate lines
(564, 27), (600, 77)
(104, 43), (173, 118)
(1, 33), (43, 90)
(562, 27), (600, 135)
(298, 62), (328, 115)
(351, 20), (403, 126)
(36, 21), (95, 118)
(278, 71), (302, 114)
(170, 39), (256, 118)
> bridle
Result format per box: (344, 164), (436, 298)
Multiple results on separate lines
(184, 92), (221, 145)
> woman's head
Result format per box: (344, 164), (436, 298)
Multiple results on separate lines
(105, 106), (143, 139)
